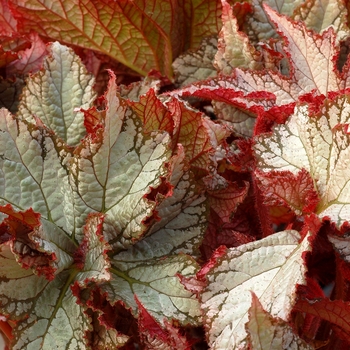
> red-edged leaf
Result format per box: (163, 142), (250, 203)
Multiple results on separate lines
(137, 297), (190, 349)
(0, 212), (110, 349)
(246, 292), (313, 349)
(215, 0), (264, 74)
(254, 92), (350, 228)
(294, 299), (350, 343)
(170, 6), (350, 113)
(0, 204), (75, 280)
(256, 168), (320, 215)
(128, 88), (174, 135)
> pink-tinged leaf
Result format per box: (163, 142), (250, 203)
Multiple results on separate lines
(0, 212), (111, 349)
(167, 98), (213, 171)
(137, 298), (190, 349)
(18, 42), (96, 146)
(256, 168), (319, 215)
(246, 292), (313, 349)
(71, 71), (172, 246)
(6, 32), (48, 76)
(131, 90), (226, 174)
(294, 299), (350, 343)
(0, 0), (16, 35)
(254, 93), (350, 228)
(200, 230), (311, 349)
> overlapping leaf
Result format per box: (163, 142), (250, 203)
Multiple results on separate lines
(71, 72), (172, 246)
(200, 230), (311, 349)
(246, 293), (313, 349)
(9, 0), (221, 78)
(254, 93), (350, 228)
(0, 107), (72, 233)
(294, 0), (348, 39)
(18, 42), (95, 146)
(0, 213), (110, 349)
(170, 6), (350, 116)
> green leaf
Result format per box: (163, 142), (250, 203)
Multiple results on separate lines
(0, 107), (72, 233)
(71, 71), (172, 246)
(18, 42), (96, 146)
(103, 254), (201, 326)
(0, 213), (110, 349)
(201, 230), (311, 349)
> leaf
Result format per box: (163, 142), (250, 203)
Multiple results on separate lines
(128, 88), (174, 135)
(0, 213), (110, 349)
(200, 230), (311, 349)
(18, 41), (96, 146)
(7, 32), (48, 76)
(244, 0), (304, 41)
(10, 0), (170, 76)
(246, 292), (313, 350)
(0, 107), (72, 233)
(256, 168), (319, 215)
(137, 298), (190, 349)
(102, 254), (201, 327)
(215, 0), (264, 74)
(294, 299), (350, 343)
(87, 146), (206, 326)
(0, 204), (75, 279)
(0, 0), (17, 35)
(294, 0), (349, 40)
(254, 93), (350, 228)
(170, 6), (350, 113)
(185, 0), (222, 49)
(71, 71), (173, 246)
(10, 0), (221, 78)
(172, 36), (218, 86)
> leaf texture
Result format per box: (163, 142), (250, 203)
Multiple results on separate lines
(254, 93), (350, 227)
(201, 230), (311, 349)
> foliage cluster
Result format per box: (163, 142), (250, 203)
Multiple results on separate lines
(1, 0), (350, 349)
